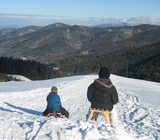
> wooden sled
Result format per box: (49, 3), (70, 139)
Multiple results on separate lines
(88, 108), (111, 124)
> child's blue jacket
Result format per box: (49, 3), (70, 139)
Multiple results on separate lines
(47, 92), (62, 112)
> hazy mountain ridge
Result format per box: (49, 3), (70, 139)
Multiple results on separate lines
(0, 26), (40, 40)
(92, 22), (136, 28)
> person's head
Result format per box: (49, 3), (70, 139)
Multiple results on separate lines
(98, 67), (110, 79)
(51, 86), (58, 94)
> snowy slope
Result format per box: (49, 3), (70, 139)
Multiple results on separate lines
(0, 75), (159, 140)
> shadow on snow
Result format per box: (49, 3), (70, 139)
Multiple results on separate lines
(3, 102), (42, 116)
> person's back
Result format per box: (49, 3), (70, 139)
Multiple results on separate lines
(47, 93), (61, 112)
(87, 67), (118, 111)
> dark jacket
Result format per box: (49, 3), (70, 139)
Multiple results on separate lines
(47, 92), (62, 112)
(87, 78), (118, 111)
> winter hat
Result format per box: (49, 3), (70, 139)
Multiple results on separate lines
(51, 86), (58, 94)
(98, 67), (110, 79)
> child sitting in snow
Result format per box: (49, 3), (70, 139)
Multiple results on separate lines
(42, 86), (69, 118)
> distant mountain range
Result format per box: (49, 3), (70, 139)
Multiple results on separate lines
(0, 23), (132, 29)
(92, 22), (137, 28)
(0, 23), (160, 63)
(1, 22), (159, 30)
(0, 23), (160, 82)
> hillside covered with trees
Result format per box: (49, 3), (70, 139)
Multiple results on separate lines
(0, 57), (66, 81)
(57, 41), (160, 82)
(0, 23), (160, 82)
(1, 24), (160, 64)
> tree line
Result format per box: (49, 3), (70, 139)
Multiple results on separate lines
(57, 41), (160, 83)
(0, 57), (66, 81)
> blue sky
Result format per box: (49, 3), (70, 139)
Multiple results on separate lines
(0, 0), (160, 26)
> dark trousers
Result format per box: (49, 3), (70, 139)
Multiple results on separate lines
(42, 107), (69, 118)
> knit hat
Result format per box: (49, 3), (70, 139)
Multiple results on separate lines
(98, 67), (110, 79)
(51, 86), (58, 94)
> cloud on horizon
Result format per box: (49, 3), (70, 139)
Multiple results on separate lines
(0, 13), (160, 27)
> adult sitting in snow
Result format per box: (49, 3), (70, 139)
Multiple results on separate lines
(42, 86), (69, 118)
(87, 67), (118, 120)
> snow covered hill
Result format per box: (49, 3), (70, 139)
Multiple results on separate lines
(0, 75), (159, 140)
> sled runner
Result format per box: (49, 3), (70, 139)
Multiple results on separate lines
(88, 108), (111, 124)
(45, 113), (65, 118)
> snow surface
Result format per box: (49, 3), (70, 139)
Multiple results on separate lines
(0, 75), (160, 140)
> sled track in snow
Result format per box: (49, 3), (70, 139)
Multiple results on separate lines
(118, 92), (160, 140)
